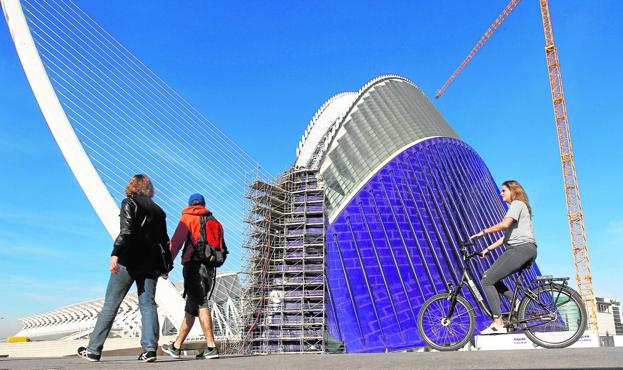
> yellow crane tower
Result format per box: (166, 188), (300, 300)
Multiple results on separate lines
(435, 0), (598, 332)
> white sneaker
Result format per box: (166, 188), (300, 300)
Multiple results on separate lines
(480, 322), (507, 335)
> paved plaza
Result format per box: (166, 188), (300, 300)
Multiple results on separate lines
(1, 347), (623, 370)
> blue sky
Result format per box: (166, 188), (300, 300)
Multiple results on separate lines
(1, 0), (621, 337)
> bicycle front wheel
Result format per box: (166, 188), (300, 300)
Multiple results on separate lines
(417, 293), (475, 351)
(519, 284), (587, 348)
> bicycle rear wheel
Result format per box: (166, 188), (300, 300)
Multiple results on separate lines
(417, 293), (475, 351)
(519, 283), (587, 348)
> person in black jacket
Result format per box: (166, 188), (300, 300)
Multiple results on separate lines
(78, 174), (169, 363)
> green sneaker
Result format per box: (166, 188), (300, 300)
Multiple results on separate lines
(162, 342), (182, 359)
(196, 347), (219, 359)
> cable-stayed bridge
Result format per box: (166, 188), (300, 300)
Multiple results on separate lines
(2, 0), (271, 341)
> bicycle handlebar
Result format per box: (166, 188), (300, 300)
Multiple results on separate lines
(459, 241), (480, 259)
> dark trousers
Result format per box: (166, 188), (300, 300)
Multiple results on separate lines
(481, 243), (537, 317)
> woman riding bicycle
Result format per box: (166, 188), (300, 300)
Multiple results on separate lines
(470, 180), (537, 335)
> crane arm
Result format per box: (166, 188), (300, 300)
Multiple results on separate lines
(435, 0), (521, 99)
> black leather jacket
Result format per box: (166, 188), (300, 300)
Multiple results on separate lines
(112, 195), (169, 274)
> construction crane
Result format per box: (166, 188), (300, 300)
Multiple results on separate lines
(435, 0), (598, 332)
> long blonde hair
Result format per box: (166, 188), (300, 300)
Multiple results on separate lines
(502, 180), (532, 216)
(125, 174), (154, 198)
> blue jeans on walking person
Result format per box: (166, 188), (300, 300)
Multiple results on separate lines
(87, 264), (159, 355)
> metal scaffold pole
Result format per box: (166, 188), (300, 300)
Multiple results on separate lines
(242, 168), (326, 354)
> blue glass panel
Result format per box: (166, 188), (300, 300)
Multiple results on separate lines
(326, 137), (542, 352)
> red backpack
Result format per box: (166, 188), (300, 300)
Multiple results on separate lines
(187, 214), (228, 267)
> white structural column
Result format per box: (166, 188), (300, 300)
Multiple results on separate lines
(1, 0), (186, 332)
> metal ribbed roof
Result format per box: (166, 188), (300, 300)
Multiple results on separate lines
(304, 75), (459, 221)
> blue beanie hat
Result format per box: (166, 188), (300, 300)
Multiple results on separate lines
(188, 193), (205, 206)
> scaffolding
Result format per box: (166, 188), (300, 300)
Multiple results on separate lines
(242, 167), (325, 354)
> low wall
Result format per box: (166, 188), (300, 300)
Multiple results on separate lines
(475, 330), (600, 350)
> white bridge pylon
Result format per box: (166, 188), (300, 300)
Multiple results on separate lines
(1, 0), (195, 336)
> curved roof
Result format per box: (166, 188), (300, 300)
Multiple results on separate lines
(296, 92), (357, 168)
(300, 75), (459, 221)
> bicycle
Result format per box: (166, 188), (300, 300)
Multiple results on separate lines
(417, 241), (587, 351)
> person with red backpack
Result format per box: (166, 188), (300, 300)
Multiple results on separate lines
(163, 193), (227, 360)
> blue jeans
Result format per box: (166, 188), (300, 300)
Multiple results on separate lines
(87, 264), (159, 354)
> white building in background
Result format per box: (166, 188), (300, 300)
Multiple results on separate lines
(16, 273), (242, 342)
(596, 296), (623, 337)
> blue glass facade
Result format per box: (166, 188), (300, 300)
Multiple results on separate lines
(325, 137), (541, 352)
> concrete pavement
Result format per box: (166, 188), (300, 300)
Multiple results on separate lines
(1, 347), (623, 369)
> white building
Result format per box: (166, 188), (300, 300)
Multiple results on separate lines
(16, 273), (243, 342)
(596, 296), (623, 337)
